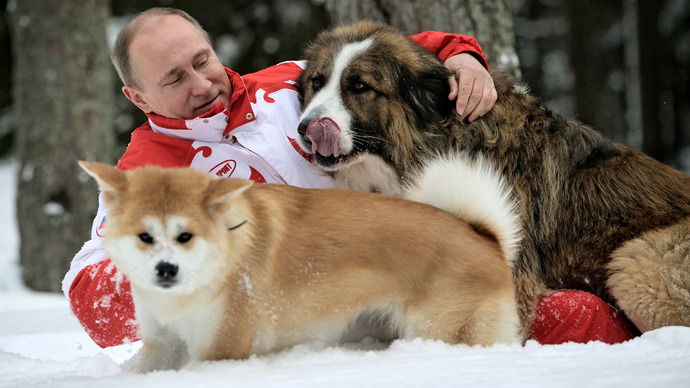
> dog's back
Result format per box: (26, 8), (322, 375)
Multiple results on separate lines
(472, 70), (690, 298)
(222, 181), (520, 352)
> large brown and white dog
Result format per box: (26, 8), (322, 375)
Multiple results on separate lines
(79, 161), (520, 372)
(296, 21), (690, 337)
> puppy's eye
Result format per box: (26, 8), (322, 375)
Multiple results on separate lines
(138, 232), (154, 244)
(177, 232), (193, 244)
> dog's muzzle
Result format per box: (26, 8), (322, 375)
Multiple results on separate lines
(298, 117), (341, 157)
(155, 261), (178, 288)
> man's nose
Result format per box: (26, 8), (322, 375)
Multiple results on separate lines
(189, 71), (212, 95)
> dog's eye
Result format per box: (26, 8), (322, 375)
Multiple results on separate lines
(138, 232), (154, 244)
(177, 232), (193, 244)
(310, 77), (323, 92)
(352, 81), (370, 93)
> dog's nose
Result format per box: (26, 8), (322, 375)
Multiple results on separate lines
(297, 119), (308, 136)
(155, 262), (178, 281)
(297, 120), (311, 141)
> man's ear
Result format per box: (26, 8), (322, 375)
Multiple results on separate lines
(78, 161), (128, 211)
(122, 85), (152, 113)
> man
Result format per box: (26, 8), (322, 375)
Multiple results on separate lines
(62, 7), (637, 348)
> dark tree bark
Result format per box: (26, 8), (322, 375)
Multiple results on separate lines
(326, 0), (520, 77)
(9, 0), (115, 292)
(637, 0), (665, 161)
(564, 0), (628, 143)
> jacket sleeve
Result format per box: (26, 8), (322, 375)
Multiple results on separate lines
(67, 258), (140, 348)
(409, 31), (488, 69)
(63, 125), (212, 347)
(62, 194), (140, 348)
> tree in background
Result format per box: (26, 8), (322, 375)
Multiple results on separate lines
(326, 0), (521, 77)
(514, 0), (689, 168)
(8, 0), (115, 292)
(635, 0), (689, 165)
(0, 0), (13, 157)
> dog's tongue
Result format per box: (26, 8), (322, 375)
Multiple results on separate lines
(305, 117), (341, 157)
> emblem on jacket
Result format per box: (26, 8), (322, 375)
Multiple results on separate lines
(210, 160), (237, 178)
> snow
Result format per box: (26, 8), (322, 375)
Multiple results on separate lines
(1, 158), (690, 387)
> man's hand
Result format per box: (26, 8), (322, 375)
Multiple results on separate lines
(444, 53), (497, 122)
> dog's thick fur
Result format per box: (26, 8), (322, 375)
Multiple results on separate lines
(296, 21), (690, 338)
(79, 161), (520, 372)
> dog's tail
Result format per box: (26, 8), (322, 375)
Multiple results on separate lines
(403, 152), (521, 266)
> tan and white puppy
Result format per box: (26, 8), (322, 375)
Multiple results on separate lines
(79, 161), (520, 373)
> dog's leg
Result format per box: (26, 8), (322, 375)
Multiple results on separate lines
(607, 218), (690, 332)
(409, 294), (520, 346)
(130, 312), (190, 373)
(450, 297), (521, 346)
(513, 265), (548, 340)
(132, 334), (189, 373)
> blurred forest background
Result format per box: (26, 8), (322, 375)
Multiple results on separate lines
(0, 0), (688, 291)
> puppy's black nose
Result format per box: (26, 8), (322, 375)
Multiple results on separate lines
(155, 262), (178, 281)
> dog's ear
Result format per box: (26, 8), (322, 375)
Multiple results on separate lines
(398, 63), (455, 126)
(78, 161), (127, 211)
(204, 178), (254, 220)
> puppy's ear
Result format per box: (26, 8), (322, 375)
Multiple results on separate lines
(78, 161), (127, 211)
(204, 178), (254, 220)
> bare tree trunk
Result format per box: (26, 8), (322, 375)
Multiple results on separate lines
(8, 0), (115, 292)
(563, 0), (607, 135)
(326, 0), (520, 77)
(622, 0), (642, 148)
(637, 0), (664, 161)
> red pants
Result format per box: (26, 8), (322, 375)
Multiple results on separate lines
(530, 289), (639, 345)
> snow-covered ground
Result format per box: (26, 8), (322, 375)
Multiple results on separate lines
(1, 158), (689, 388)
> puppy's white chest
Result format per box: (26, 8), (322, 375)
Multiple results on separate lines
(143, 291), (226, 358)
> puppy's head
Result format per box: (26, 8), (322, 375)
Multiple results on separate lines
(79, 161), (253, 294)
(297, 21), (453, 172)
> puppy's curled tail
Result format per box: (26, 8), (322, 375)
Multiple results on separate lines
(403, 152), (521, 266)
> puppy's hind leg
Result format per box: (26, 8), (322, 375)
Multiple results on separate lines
(607, 218), (690, 333)
(428, 296), (521, 347)
(455, 297), (521, 346)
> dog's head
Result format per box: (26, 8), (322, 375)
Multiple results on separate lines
(297, 21), (454, 173)
(79, 161), (253, 294)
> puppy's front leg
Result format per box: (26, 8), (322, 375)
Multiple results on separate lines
(131, 317), (189, 373)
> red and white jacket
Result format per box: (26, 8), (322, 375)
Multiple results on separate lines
(62, 31), (488, 348)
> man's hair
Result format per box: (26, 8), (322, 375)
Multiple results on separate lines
(111, 7), (211, 88)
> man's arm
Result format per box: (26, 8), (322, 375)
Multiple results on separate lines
(63, 127), (194, 347)
(62, 199), (140, 347)
(409, 31), (497, 122)
(67, 258), (140, 347)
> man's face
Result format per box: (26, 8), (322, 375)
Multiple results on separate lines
(123, 15), (231, 120)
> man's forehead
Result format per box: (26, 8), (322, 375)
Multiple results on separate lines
(136, 14), (190, 36)
(129, 15), (209, 80)
(131, 14), (202, 51)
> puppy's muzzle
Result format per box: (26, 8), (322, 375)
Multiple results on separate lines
(155, 261), (179, 288)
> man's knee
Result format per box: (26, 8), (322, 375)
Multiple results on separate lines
(530, 290), (638, 345)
